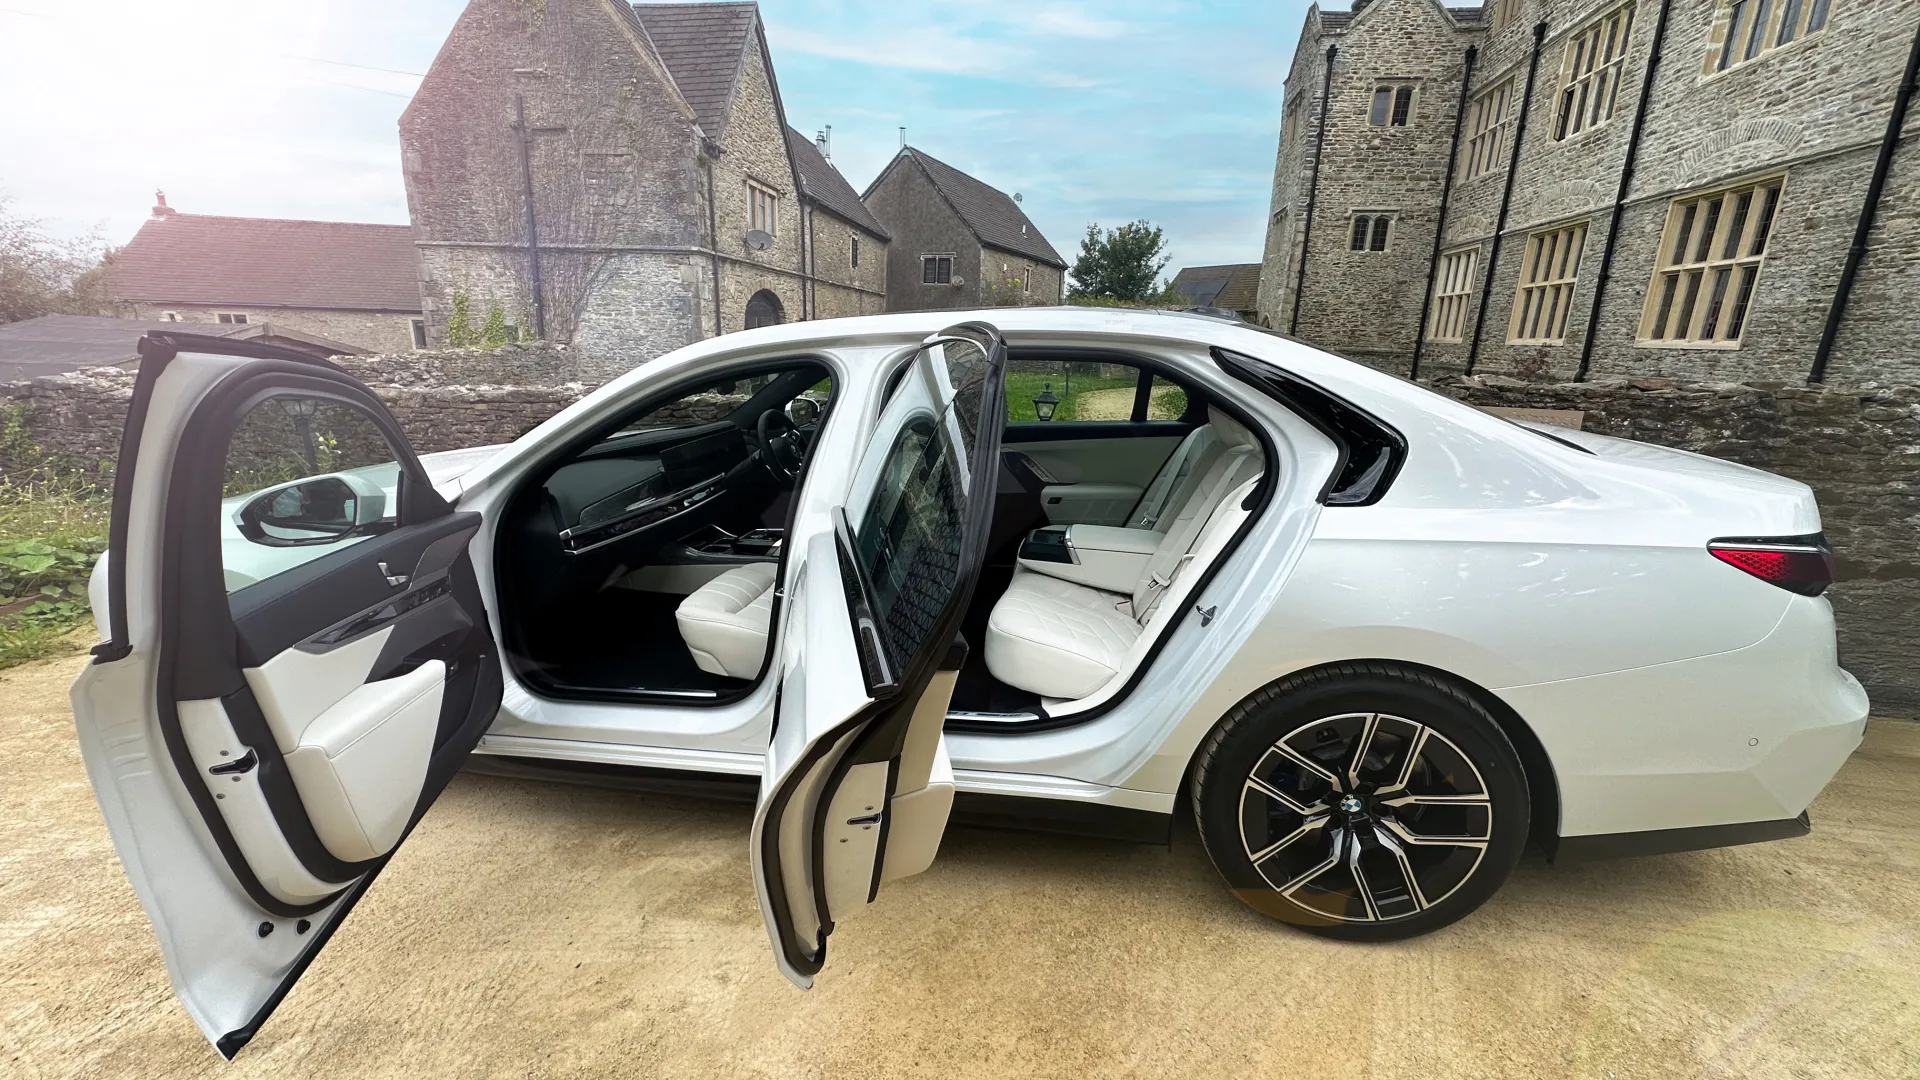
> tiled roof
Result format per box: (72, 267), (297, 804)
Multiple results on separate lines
(632, 2), (759, 142)
(1449, 6), (1487, 21)
(0, 315), (239, 381)
(884, 148), (1065, 268)
(1214, 264), (1263, 312)
(1319, 10), (1354, 29)
(785, 128), (890, 239)
(109, 214), (420, 312)
(1171, 263), (1261, 310)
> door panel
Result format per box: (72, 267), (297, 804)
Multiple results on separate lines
(1004, 426), (1189, 525)
(69, 334), (502, 1057)
(753, 323), (1004, 988)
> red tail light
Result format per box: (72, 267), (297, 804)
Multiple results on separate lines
(1707, 538), (1834, 596)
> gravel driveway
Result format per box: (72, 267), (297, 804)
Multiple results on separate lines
(4, 645), (1917, 1079)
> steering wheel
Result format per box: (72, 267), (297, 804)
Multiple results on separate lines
(756, 409), (806, 479)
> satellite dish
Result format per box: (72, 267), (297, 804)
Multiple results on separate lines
(952, 275), (965, 287)
(745, 229), (773, 251)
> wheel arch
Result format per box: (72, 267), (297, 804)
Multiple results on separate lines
(1178, 658), (1562, 854)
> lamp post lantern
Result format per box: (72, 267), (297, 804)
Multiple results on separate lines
(1032, 383), (1060, 422)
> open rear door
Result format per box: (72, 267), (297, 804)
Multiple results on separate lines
(753, 323), (1007, 986)
(69, 333), (502, 1057)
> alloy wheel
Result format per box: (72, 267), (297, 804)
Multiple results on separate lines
(1236, 711), (1493, 924)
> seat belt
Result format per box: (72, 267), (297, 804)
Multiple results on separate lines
(1136, 448), (1257, 624)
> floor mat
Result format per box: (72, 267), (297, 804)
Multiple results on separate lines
(534, 589), (750, 695)
(950, 564), (1044, 715)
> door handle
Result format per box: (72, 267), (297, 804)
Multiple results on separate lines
(209, 748), (258, 776)
(378, 562), (409, 588)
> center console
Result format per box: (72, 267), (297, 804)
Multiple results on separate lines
(1016, 524), (1161, 595)
(695, 526), (784, 558)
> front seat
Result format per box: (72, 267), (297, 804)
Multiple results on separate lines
(675, 562), (777, 679)
(984, 407), (1264, 701)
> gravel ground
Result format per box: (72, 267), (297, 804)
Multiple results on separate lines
(4, 645), (1918, 1079)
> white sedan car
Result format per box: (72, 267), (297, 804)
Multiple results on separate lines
(72, 310), (1867, 1057)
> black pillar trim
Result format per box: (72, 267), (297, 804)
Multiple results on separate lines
(1575, 0), (1673, 382)
(1466, 21), (1549, 375)
(1412, 44), (1479, 381)
(1289, 44), (1339, 336)
(1808, 20), (1920, 384)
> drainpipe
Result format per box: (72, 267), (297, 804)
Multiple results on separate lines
(1575, 0), (1673, 382)
(513, 94), (547, 340)
(1809, 19), (1920, 384)
(1289, 44), (1338, 336)
(1412, 44), (1478, 381)
(704, 143), (723, 337)
(1466, 21), (1548, 375)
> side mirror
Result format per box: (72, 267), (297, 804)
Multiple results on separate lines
(784, 396), (820, 427)
(235, 475), (389, 548)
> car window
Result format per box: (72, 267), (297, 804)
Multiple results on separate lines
(1145, 375), (1190, 420)
(221, 395), (404, 593)
(1003, 360), (1192, 424)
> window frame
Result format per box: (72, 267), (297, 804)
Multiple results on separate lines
(216, 312), (250, 325)
(1348, 212), (1396, 253)
(1637, 175), (1785, 350)
(1553, 4), (1636, 141)
(1708, 0), (1831, 74)
(1369, 82), (1418, 127)
(1508, 221), (1590, 345)
(1463, 77), (1516, 181)
(747, 179), (779, 236)
(410, 319), (428, 349)
(921, 253), (955, 286)
(1429, 246), (1480, 343)
(850, 235), (860, 269)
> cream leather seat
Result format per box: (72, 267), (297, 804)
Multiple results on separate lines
(675, 562), (777, 679)
(984, 407), (1264, 701)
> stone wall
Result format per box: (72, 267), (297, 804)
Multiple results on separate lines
(866, 157), (985, 312)
(1441, 374), (1920, 715)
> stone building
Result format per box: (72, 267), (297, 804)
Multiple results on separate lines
(399, 0), (887, 377)
(862, 147), (1068, 312)
(108, 196), (424, 353)
(1258, 0), (1920, 384)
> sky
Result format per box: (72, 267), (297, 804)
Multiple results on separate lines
(0, 0), (1312, 280)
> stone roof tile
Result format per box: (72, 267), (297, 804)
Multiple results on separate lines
(891, 148), (1065, 268)
(785, 128), (890, 239)
(108, 214), (420, 312)
(632, 2), (759, 141)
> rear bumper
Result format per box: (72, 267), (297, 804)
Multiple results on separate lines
(1498, 595), (1869, 840)
(1552, 811), (1810, 863)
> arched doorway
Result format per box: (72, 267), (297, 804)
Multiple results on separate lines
(744, 289), (784, 329)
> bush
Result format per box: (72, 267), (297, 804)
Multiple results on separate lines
(0, 416), (110, 667)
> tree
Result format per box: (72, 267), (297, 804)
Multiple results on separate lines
(0, 195), (117, 324)
(1068, 220), (1172, 303)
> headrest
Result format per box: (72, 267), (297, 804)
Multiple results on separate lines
(1207, 405), (1258, 449)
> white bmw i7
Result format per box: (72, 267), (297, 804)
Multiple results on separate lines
(71, 309), (1867, 1056)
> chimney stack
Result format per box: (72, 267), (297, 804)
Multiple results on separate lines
(816, 125), (831, 161)
(152, 190), (176, 218)
(899, 126), (907, 150)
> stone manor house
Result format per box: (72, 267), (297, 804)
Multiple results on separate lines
(92, 0), (1061, 373)
(398, 0), (1061, 372)
(1258, 0), (1920, 384)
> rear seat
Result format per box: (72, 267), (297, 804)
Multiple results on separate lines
(984, 407), (1264, 701)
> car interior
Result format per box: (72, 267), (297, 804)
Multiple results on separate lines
(494, 350), (1270, 721)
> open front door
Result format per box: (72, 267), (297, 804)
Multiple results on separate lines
(69, 334), (502, 1057)
(753, 323), (1007, 987)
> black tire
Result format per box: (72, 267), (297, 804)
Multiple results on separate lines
(1192, 662), (1529, 942)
